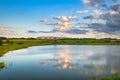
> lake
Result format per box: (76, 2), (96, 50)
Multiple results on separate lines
(0, 45), (120, 80)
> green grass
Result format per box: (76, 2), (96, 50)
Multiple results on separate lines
(0, 38), (120, 56)
(0, 39), (53, 56)
(88, 74), (120, 80)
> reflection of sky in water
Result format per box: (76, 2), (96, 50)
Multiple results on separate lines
(0, 45), (120, 80)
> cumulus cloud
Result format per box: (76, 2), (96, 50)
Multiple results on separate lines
(84, 9), (102, 19)
(81, 2), (120, 35)
(52, 16), (78, 31)
(39, 15), (89, 34)
(55, 22), (72, 30)
(88, 23), (118, 33)
(109, 11), (119, 15)
(110, 4), (120, 12)
(103, 11), (120, 27)
(52, 16), (89, 34)
(82, 0), (103, 8)
(38, 1), (120, 38)
(77, 10), (88, 14)
(101, 4), (120, 33)
(88, 15), (120, 34)
(84, 11), (119, 34)
(53, 16), (77, 22)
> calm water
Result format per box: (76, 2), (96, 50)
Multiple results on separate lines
(0, 45), (120, 80)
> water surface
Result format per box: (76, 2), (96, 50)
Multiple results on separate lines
(0, 45), (120, 80)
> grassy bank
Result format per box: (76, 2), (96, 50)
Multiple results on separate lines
(88, 74), (120, 80)
(0, 38), (120, 56)
(0, 39), (52, 56)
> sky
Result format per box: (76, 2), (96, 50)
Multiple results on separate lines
(0, 0), (120, 38)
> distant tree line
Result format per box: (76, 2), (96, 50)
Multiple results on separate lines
(0, 37), (119, 40)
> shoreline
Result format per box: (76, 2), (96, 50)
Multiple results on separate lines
(0, 39), (120, 57)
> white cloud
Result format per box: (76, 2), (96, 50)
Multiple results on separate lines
(48, 21), (88, 34)
(84, 9), (102, 19)
(77, 10), (88, 14)
(39, 2), (120, 38)
(103, 11), (120, 27)
(82, 0), (102, 8)
(39, 15), (89, 34)
(111, 4), (120, 12)
(109, 11), (119, 15)
(92, 9), (102, 18)
(53, 16), (77, 22)
(54, 22), (72, 31)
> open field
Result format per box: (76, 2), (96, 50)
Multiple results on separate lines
(0, 38), (120, 56)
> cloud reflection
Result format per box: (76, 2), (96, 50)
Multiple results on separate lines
(40, 46), (120, 76)
(40, 52), (80, 69)
(53, 62), (78, 69)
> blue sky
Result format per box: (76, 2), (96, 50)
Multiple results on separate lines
(0, 0), (120, 38)
(0, 0), (83, 31)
